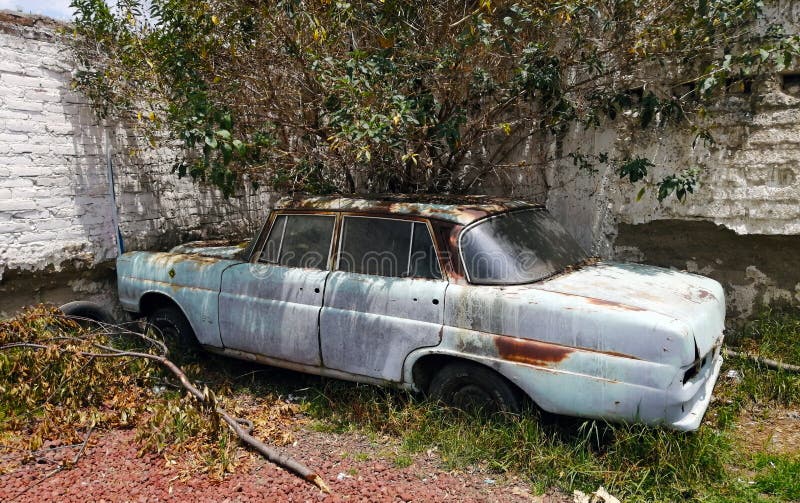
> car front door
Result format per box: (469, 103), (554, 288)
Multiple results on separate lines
(320, 216), (447, 381)
(218, 213), (335, 366)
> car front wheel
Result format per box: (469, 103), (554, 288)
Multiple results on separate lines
(428, 361), (522, 415)
(146, 307), (198, 360)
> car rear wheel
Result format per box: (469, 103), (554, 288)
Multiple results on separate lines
(428, 361), (522, 415)
(59, 301), (115, 326)
(146, 307), (198, 360)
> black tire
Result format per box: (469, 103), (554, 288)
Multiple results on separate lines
(146, 307), (199, 359)
(59, 301), (115, 326)
(429, 361), (522, 415)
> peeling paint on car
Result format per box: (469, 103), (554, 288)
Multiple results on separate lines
(170, 240), (246, 259)
(117, 195), (726, 431)
(276, 194), (538, 226)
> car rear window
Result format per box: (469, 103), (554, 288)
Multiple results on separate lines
(338, 217), (441, 279)
(260, 214), (334, 269)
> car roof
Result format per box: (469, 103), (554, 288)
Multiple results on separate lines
(274, 194), (541, 225)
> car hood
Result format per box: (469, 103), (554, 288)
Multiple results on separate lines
(169, 240), (246, 260)
(534, 262), (725, 357)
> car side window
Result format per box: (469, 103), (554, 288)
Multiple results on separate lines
(259, 214), (334, 270)
(338, 217), (442, 280)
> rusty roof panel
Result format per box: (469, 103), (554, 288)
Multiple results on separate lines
(275, 194), (539, 225)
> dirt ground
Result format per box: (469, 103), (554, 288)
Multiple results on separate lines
(0, 428), (570, 502)
(733, 405), (800, 455)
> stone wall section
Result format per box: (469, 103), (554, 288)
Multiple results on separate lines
(0, 12), (270, 313)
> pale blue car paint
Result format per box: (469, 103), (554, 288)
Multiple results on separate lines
(116, 197), (725, 431)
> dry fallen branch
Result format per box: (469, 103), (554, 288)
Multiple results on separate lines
(723, 348), (800, 374)
(0, 316), (331, 493)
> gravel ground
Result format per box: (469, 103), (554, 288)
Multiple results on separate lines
(1, 428), (570, 502)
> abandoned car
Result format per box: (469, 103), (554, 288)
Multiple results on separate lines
(117, 195), (725, 431)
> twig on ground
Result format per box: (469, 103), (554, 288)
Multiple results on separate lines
(1, 316), (332, 494)
(72, 426), (94, 466)
(723, 348), (800, 373)
(6, 429), (92, 503)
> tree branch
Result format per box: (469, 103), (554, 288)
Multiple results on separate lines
(723, 348), (800, 374)
(1, 329), (332, 494)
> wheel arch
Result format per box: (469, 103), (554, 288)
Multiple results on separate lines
(139, 290), (185, 318)
(133, 287), (224, 348)
(407, 350), (530, 404)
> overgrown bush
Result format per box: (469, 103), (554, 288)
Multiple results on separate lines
(70, 0), (800, 197)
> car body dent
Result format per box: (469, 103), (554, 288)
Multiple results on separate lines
(116, 195), (725, 431)
(320, 271), (447, 380)
(116, 250), (239, 347)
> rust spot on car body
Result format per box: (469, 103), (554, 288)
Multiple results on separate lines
(494, 334), (573, 367)
(546, 290), (647, 312)
(489, 332), (640, 365)
(585, 297), (646, 311)
(276, 194), (540, 226)
(697, 288), (715, 300)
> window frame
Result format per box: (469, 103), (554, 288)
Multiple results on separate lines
(335, 214), (444, 281)
(254, 211), (337, 271)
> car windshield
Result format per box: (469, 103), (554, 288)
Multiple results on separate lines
(460, 208), (588, 285)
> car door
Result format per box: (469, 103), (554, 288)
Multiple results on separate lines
(320, 216), (447, 381)
(218, 213), (335, 366)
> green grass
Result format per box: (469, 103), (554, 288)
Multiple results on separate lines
(753, 454), (800, 501)
(731, 308), (800, 366)
(131, 307), (800, 502)
(303, 380), (736, 502)
(282, 309), (800, 502)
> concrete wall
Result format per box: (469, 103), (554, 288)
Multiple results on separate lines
(0, 12), (270, 315)
(484, 74), (800, 317)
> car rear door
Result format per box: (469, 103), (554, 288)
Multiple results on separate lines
(218, 213), (335, 366)
(320, 216), (447, 381)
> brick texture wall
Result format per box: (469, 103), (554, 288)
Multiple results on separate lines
(0, 12), (270, 286)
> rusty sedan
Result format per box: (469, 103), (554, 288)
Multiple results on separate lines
(117, 195), (725, 431)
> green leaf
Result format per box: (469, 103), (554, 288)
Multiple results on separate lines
(205, 135), (218, 149)
(636, 187), (646, 202)
(701, 76), (717, 93)
(232, 139), (246, 155)
(215, 129), (231, 140)
(617, 157), (653, 183)
(221, 142), (233, 164)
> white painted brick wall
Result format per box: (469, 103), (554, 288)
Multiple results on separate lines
(0, 13), (271, 280)
(539, 93), (800, 254)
